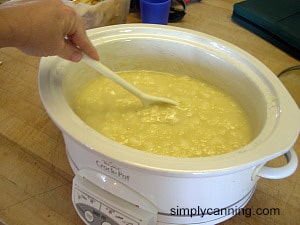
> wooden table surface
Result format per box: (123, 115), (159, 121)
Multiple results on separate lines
(0, 0), (299, 224)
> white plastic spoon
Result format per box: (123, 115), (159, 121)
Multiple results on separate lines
(82, 54), (178, 106)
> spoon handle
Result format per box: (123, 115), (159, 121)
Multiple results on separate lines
(82, 54), (177, 106)
(82, 54), (146, 100)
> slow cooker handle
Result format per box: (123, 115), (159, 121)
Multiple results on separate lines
(253, 149), (298, 180)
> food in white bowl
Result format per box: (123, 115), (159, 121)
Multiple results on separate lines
(74, 70), (253, 157)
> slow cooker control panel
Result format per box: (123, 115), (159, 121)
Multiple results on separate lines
(72, 173), (157, 225)
(74, 188), (137, 225)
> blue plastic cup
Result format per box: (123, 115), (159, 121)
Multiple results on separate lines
(140, 0), (171, 25)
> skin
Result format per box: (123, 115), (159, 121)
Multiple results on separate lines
(0, 0), (99, 62)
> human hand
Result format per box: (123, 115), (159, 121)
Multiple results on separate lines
(0, 0), (99, 62)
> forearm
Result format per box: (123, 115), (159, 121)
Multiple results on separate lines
(0, 0), (99, 61)
(0, 4), (29, 48)
(0, 12), (16, 48)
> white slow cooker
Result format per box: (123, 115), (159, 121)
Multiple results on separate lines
(38, 24), (299, 225)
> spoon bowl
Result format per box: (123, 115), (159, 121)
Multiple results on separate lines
(82, 54), (178, 106)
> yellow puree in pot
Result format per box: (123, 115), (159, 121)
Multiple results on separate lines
(74, 70), (252, 157)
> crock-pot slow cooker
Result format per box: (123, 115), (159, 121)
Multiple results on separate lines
(38, 24), (299, 225)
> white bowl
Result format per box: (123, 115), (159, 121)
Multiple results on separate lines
(38, 24), (299, 224)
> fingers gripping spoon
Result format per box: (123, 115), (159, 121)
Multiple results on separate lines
(82, 54), (178, 106)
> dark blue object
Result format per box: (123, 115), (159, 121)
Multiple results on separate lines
(140, 0), (171, 24)
(232, 0), (300, 60)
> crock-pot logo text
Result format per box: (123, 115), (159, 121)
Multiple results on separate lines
(96, 160), (130, 181)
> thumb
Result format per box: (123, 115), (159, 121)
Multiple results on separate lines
(58, 39), (83, 62)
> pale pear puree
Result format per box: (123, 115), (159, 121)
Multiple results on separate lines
(74, 71), (253, 157)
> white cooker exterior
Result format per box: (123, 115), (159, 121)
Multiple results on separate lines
(38, 24), (300, 224)
(64, 133), (257, 224)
